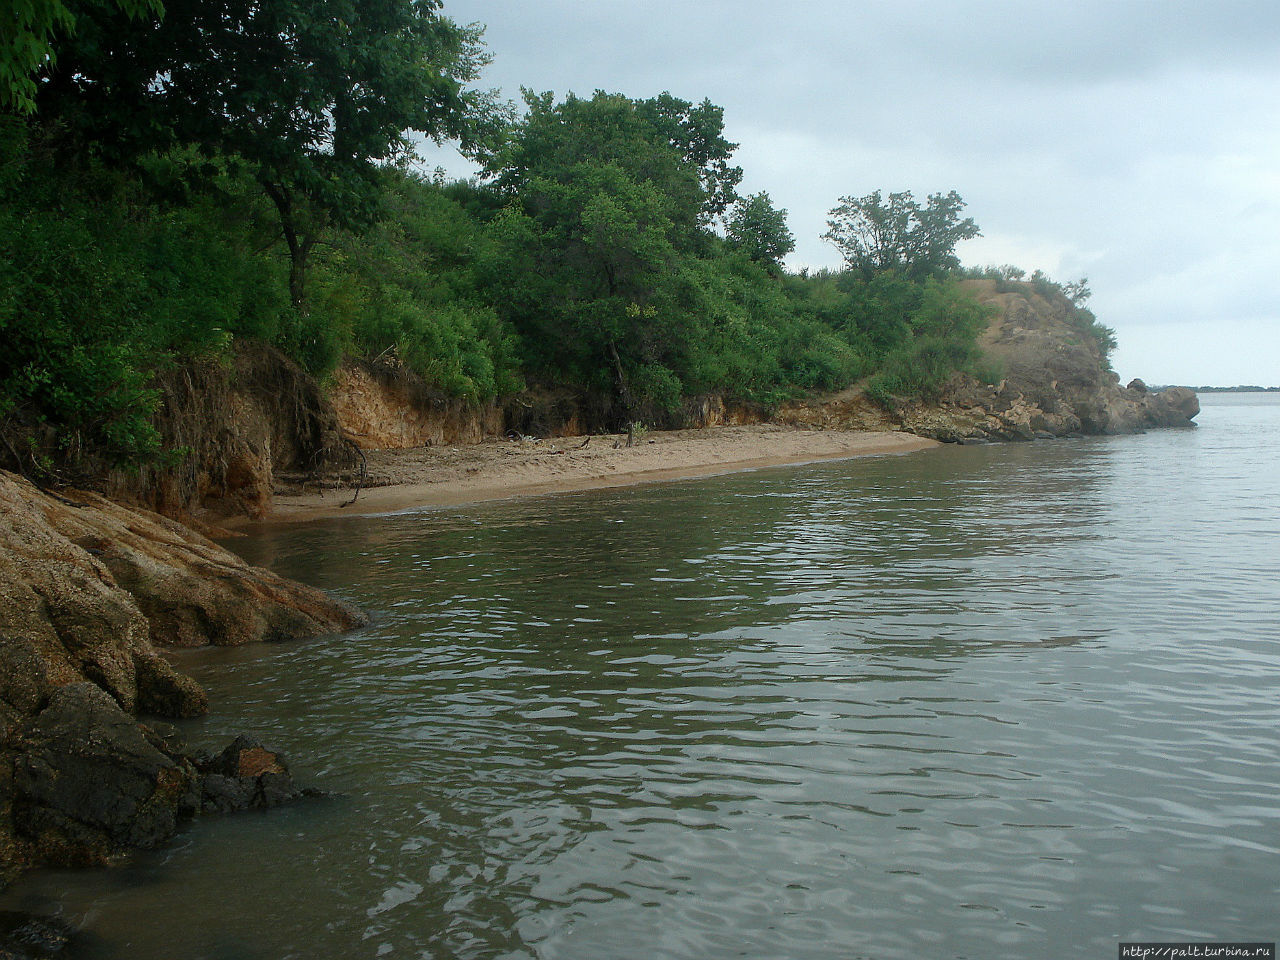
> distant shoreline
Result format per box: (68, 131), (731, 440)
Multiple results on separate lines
(1161, 385), (1279, 393)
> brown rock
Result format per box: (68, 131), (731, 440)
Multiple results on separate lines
(231, 746), (285, 779)
(3, 474), (365, 649)
(1150, 386), (1200, 424)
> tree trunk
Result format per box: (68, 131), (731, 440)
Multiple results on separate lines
(262, 180), (311, 312)
(287, 240), (311, 311)
(608, 338), (635, 422)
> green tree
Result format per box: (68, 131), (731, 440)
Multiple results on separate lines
(0, 0), (160, 113)
(480, 90), (744, 419)
(37, 0), (499, 308)
(481, 89), (742, 239)
(823, 189), (980, 278)
(496, 162), (679, 410)
(634, 92), (742, 222)
(726, 191), (795, 269)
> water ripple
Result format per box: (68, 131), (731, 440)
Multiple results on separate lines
(7, 396), (1280, 959)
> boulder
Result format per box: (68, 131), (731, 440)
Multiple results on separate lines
(11, 684), (199, 865)
(194, 736), (313, 814)
(1149, 386), (1200, 425)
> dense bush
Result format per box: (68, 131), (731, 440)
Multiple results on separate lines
(0, 122), (282, 473)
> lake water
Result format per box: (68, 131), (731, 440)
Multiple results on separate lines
(5, 393), (1279, 959)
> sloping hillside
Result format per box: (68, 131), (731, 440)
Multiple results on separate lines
(779, 278), (1198, 441)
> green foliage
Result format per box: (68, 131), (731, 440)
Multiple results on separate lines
(856, 279), (993, 406)
(36, 0), (501, 309)
(478, 90), (722, 417)
(0, 0), (160, 113)
(864, 334), (983, 406)
(0, 122), (285, 471)
(958, 263), (1026, 292)
(782, 271), (995, 407)
(481, 89), (741, 236)
(309, 171), (522, 398)
(823, 189), (980, 278)
(474, 89), (866, 424)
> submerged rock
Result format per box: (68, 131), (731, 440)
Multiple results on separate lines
(0, 910), (78, 958)
(194, 736), (314, 814)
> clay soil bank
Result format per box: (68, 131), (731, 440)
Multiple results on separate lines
(239, 425), (938, 526)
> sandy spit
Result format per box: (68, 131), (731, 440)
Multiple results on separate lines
(236, 424), (938, 526)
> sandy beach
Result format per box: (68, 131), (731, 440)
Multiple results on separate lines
(243, 424), (937, 525)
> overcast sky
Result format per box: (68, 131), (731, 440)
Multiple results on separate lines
(424, 0), (1280, 386)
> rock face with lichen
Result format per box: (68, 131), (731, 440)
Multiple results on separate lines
(778, 278), (1198, 441)
(0, 469), (365, 887)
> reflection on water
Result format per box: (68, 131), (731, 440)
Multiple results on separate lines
(5, 394), (1280, 959)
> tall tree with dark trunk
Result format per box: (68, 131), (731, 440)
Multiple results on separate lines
(478, 89), (742, 420)
(33, 0), (500, 309)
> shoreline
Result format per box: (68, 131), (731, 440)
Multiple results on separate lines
(232, 425), (939, 527)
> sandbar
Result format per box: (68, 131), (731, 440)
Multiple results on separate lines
(237, 424), (937, 526)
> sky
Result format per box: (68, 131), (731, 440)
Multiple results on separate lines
(421, 0), (1280, 386)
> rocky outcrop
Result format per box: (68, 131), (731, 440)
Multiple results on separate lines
(779, 278), (1198, 442)
(0, 469), (365, 886)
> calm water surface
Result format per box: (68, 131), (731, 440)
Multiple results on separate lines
(5, 394), (1279, 959)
